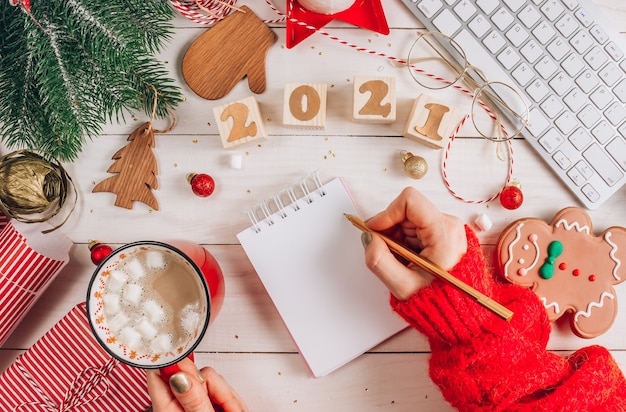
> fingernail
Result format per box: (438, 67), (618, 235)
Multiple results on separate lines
(170, 372), (192, 394)
(361, 231), (372, 248)
(195, 368), (206, 384)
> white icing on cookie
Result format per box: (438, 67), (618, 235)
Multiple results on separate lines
(574, 291), (615, 322)
(605, 231), (622, 281)
(504, 223), (523, 278)
(555, 218), (590, 234)
(540, 297), (561, 315)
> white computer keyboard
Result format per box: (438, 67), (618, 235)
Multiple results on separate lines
(400, 0), (626, 210)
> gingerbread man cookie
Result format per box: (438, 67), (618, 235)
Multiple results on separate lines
(496, 207), (626, 338)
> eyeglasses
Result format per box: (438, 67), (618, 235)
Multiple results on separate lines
(406, 31), (529, 143)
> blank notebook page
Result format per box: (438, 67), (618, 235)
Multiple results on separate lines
(237, 177), (407, 377)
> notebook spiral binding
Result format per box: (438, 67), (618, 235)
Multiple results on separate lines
(246, 171), (327, 233)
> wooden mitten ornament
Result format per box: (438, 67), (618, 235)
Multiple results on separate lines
(93, 122), (160, 210)
(496, 207), (626, 338)
(182, 6), (277, 100)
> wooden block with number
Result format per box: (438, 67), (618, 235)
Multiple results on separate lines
(283, 83), (327, 129)
(213, 96), (268, 149)
(403, 94), (458, 149)
(352, 76), (396, 123)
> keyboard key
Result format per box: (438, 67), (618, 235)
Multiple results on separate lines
(547, 37), (570, 61)
(540, 95), (564, 119)
(497, 47), (521, 70)
(607, 137), (626, 171)
(526, 79), (550, 101)
(569, 128), (592, 151)
(526, 107), (549, 137)
(540, 1), (564, 21)
(605, 42), (624, 61)
(453, 1), (477, 21)
(548, 71), (573, 95)
(555, 111), (576, 134)
(553, 150), (572, 169)
(570, 30), (593, 54)
(468, 14), (491, 37)
(564, 88), (585, 111)
(584, 144), (623, 186)
(584, 46), (608, 70)
(535, 56), (558, 79)
(418, 0), (443, 18)
(539, 128), (564, 153)
(533, 22), (556, 44)
(575, 69), (599, 93)
(506, 23), (529, 47)
(477, 0), (499, 14)
(483, 30), (506, 53)
(567, 166), (586, 186)
(520, 39), (543, 63)
(599, 62), (621, 87)
(604, 101), (626, 126)
(512, 63), (534, 86)
(503, 0), (523, 13)
(555, 14), (578, 37)
(612, 79), (626, 103)
(590, 25), (608, 44)
(576, 160), (595, 179)
(577, 104), (601, 128)
(561, 53), (585, 76)
(581, 184), (600, 203)
(519, 5), (541, 28)
(574, 8), (593, 27)
(591, 120), (613, 144)
(491, 7), (514, 31)
(433, 9), (462, 34)
(589, 85), (612, 109)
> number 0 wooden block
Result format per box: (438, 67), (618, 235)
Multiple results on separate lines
(353, 76), (396, 123)
(213, 96), (268, 149)
(403, 94), (458, 149)
(283, 83), (327, 129)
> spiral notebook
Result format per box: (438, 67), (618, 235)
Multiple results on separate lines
(236, 173), (407, 377)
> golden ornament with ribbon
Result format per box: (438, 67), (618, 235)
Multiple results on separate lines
(0, 150), (76, 232)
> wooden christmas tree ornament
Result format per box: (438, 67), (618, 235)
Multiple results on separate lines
(93, 122), (161, 210)
(182, 6), (277, 100)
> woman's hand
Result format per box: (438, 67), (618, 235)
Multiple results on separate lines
(362, 187), (467, 300)
(147, 358), (248, 412)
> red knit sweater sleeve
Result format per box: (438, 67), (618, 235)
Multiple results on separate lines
(391, 226), (626, 411)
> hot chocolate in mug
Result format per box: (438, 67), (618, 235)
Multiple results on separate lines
(86, 240), (225, 380)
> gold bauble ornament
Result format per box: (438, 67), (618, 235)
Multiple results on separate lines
(401, 150), (428, 179)
(0, 150), (75, 231)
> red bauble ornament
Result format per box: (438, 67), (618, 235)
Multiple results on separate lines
(187, 173), (215, 197)
(89, 241), (113, 266)
(500, 182), (523, 210)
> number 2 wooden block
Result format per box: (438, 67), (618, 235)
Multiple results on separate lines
(352, 76), (396, 123)
(283, 83), (327, 129)
(213, 96), (268, 149)
(403, 94), (458, 149)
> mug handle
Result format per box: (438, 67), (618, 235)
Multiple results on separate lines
(159, 353), (195, 384)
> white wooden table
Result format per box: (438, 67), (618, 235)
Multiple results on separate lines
(2, 1), (626, 410)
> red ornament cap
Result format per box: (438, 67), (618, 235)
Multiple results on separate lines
(187, 173), (215, 198)
(88, 241), (113, 266)
(500, 181), (523, 210)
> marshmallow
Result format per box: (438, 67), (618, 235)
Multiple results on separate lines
(145, 250), (166, 269)
(125, 258), (146, 279)
(136, 318), (158, 339)
(151, 333), (173, 353)
(122, 283), (143, 305)
(107, 312), (129, 333)
(181, 310), (201, 334)
(103, 293), (121, 315)
(119, 326), (142, 350)
(474, 213), (493, 231)
(230, 153), (244, 169)
(107, 270), (128, 292)
(144, 299), (166, 324)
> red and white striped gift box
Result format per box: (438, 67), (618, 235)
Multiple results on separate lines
(0, 302), (151, 411)
(0, 220), (71, 346)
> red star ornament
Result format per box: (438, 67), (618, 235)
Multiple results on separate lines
(286, 0), (390, 49)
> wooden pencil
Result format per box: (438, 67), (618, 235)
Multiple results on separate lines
(345, 214), (513, 322)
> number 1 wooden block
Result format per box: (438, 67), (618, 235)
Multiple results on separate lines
(403, 94), (458, 149)
(353, 76), (396, 123)
(213, 96), (268, 149)
(283, 83), (327, 129)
